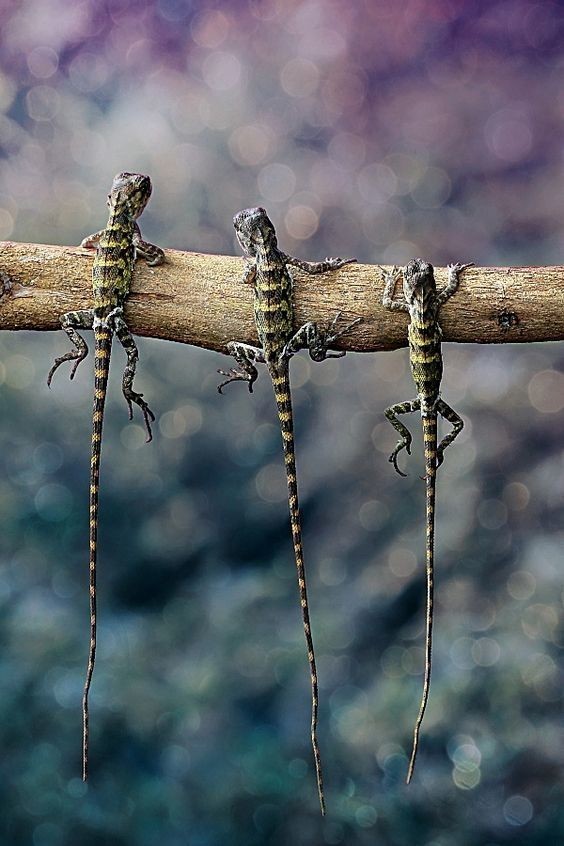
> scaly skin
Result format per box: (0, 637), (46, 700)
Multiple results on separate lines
(382, 257), (472, 783)
(47, 172), (165, 780)
(218, 206), (358, 815)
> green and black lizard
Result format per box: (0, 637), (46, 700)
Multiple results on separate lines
(382, 257), (472, 783)
(48, 172), (165, 780)
(218, 206), (359, 814)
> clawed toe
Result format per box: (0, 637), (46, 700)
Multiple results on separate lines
(217, 368), (253, 394)
(390, 453), (408, 478)
(125, 392), (155, 441)
(389, 441), (411, 477)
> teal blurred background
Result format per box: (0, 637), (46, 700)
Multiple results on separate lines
(0, 1), (563, 844)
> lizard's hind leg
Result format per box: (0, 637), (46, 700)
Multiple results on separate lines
(217, 342), (264, 393)
(113, 313), (155, 443)
(435, 399), (463, 468)
(47, 310), (94, 386)
(384, 398), (420, 476)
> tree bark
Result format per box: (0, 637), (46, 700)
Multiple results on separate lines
(0, 240), (561, 353)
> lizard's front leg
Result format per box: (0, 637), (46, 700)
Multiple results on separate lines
(80, 230), (104, 250)
(281, 313), (361, 364)
(47, 310), (94, 386)
(382, 266), (409, 313)
(436, 262), (473, 305)
(435, 398), (463, 467)
(112, 311), (155, 442)
(282, 253), (356, 274)
(133, 224), (166, 266)
(384, 398), (420, 476)
(217, 342), (265, 393)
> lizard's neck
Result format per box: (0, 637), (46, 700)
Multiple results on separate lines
(105, 206), (134, 233)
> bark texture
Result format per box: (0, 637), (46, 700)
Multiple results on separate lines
(0, 241), (561, 353)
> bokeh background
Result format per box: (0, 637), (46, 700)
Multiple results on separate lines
(0, 1), (563, 844)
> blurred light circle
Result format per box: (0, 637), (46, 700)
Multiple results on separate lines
(471, 637), (501, 667)
(358, 162), (397, 202)
(284, 204), (318, 239)
(158, 0), (191, 22)
(280, 58), (319, 97)
(27, 46), (59, 79)
(0, 208), (14, 238)
(485, 110), (533, 163)
(228, 124), (271, 166)
(329, 132), (366, 170)
(202, 51), (241, 91)
(355, 805), (378, 827)
(503, 795), (534, 826)
(258, 163), (296, 202)
(5, 354), (34, 388)
(255, 462), (286, 503)
(388, 546), (417, 578)
(452, 765), (481, 789)
(26, 85), (60, 121)
(503, 481), (530, 512)
(68, 53), (109, 93)
(507, 569), (536, 600)
(35, 483), (73, 522)
(191, 10), (230, 47)
(527, 369), (564, 413)
(476, 498), (507, 530)
(411, 166), (451, 209)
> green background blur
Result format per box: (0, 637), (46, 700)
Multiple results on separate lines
(0, 1), (563, 844)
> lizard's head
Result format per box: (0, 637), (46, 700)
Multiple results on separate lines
(402, 257), (435, 301)
(233, 206), (277, 257)
(108, 172), (153, 219)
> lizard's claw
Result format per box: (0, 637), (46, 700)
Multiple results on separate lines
(326, 256), (357, 268)
(389, 441), (411, 477)
(125, 392), (155, 442)
(447, 261), (474, 275)
(309, 314), (362, 362)
(380, 264), (401, 282)
(47, 351), (88, 387)
(217, 368), (254, 394)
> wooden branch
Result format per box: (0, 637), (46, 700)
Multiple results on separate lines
(0, 240), (562, 353)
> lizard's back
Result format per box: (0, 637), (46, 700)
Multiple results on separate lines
(93, 211), (136, 310)
(254, 258), (293, 367)
(408, 293), (442, 405)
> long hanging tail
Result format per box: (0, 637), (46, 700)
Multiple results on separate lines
(271, 366), (325, 815)
(83, 325), (112, 781)
(406, 411), (437, 784)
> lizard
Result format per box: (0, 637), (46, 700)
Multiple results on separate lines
(47, 172), (165, 781)
(217, 206), (359, 815)
(381, 257), (472, 784)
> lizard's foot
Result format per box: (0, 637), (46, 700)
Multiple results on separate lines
(389, 440), (411, 477)
(47, 350), (88, 387)
(307, 313), (362, 362)
(325, 257), (357, 270)
(125, 391), (156, 442)
(447, 261), (474, 275)
(217, 368), (255, 394)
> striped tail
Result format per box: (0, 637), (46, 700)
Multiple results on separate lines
(83, 326), (112, 781)
(271, 365), (325, 815)
(406, 411), (437, 784)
